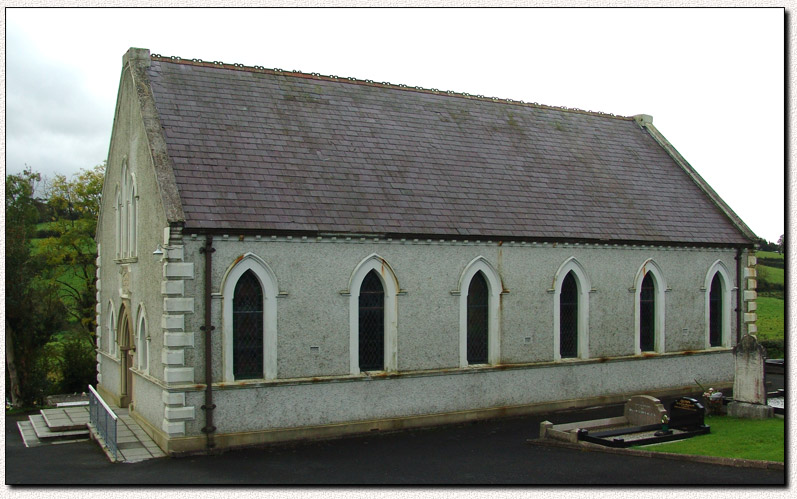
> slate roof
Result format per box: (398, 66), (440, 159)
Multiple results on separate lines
(146, 57), (752, 245)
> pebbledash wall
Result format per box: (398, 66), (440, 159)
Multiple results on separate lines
(97, 217), (757, 453)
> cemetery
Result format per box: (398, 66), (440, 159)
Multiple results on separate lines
(539, 334), (784, 452)
(540, 395), (711, 448)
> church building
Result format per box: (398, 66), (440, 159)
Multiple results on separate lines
(94, 48), (758, 454)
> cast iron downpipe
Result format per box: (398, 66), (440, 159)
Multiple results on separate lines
(735, 247), (744, 344)
(200, 235), (216, 450)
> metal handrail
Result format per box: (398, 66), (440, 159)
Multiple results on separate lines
(88, 385), (118, 461)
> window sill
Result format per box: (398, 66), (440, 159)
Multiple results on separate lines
(97, 350), (120, 363)
(152, 350), (735, 392)
(115, 257), (138, 264)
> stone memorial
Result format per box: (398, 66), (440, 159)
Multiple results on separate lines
(728, 334), (774, 419)
(624, 395), (668, 426)
(669, 397), (706, 430)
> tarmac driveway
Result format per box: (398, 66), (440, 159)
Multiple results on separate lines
(5, 400), (785, 485)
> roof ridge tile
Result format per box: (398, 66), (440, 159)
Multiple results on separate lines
(150, 54), (631, 121)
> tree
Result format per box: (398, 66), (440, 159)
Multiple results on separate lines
(38, 163), (105, 342)
(5, 168), (68, 407)
(777, 234), (784, 255)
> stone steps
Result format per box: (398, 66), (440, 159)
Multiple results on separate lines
(17, 420), (43, 448)
(41, 406), (90, 431)
(16, 404), (92, 448)
(29, 414), (90, 442)
(16, 399), (166, 462)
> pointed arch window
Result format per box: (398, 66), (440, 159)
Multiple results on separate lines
(704, 261), (732, 349)
(233, 270), (264, 380)
(633, 260), (666, 354)
(115, 163), (137, 259)
(107, 305), (117, 357)
(553, 258), (590, 361)
(467, 272), (489, 364)
(115, 187), (121, 259)
(559, 271), (579, 359)
(347, 254), (399, 375)
(457, 257), (502, 367)
(121, 166), (128, 258)
(221, 253), (278, 382)
(129, 177), (137, 257)
(709, 274), (723, 348)
(639, 273), (656, 352)
(358, 270), (385, 371)
(137, 312), (149, 372)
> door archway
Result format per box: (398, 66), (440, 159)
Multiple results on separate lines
(118, 304), (135, 408)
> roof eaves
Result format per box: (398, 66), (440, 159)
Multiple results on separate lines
(180, 226), (750, 249)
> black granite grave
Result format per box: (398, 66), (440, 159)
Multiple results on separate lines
(576, 396), (710, 448)
(669, 397), (707, 430)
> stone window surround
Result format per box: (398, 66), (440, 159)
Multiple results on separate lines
(137, 304), (150, 374)
(632, 259), (668, 354)
(552, 257), (591, 361)
(220, 252), (279, 382)
(107, 300), (118, 358)
(115, 159), (138, 260)
(704, 260), (733, 349)
(204, 250), (741, 378)
(455, 256), (502, 367)
(346, 253), (399, 375)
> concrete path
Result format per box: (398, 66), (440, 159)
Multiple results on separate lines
(106, 407), (167, 462)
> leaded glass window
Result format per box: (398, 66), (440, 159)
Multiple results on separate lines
(709, 274), (722, 347)
(640, 272), (655, 352)
(138, 317), (148, 371)
(359, 270), (384, 371)
(233, 270), (264, 379)
(560, 271), (578, 358)
(467, 272), (489, 364)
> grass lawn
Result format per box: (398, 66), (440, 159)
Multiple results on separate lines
(756, 251), (784, 260)
(757, 264), (784, 287)
(755, 296), (784, 341)
(635, 416), (784, 462)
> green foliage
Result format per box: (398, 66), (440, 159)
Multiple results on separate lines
(636, 415), (784, 462)
(759, 339), (784, 360)
(755, 265), (784, 296)
(755, 238), (780, 252)
(5, 164), (104, 407)
(36, 163), (105, 341)
(757, 265), (783, 285)
(50, 336), (97, 394)
(5, 168), (70, 406)
(16, 351), (55, 408)
(7, 275), (71, 407)
(5, 167), (40, 232)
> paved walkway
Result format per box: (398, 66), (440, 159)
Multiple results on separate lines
(17, 403), (166, 463)
(86, 406), (166, 463)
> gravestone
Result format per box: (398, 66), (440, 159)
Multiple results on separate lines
(669, 397), (705, 430)
(728, 334), (774, 419)
(624, 395), (667, 426)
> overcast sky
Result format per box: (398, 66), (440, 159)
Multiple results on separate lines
(4, 7), (785, 242)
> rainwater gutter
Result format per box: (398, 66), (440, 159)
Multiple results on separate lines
(200, 235), (216, 450)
